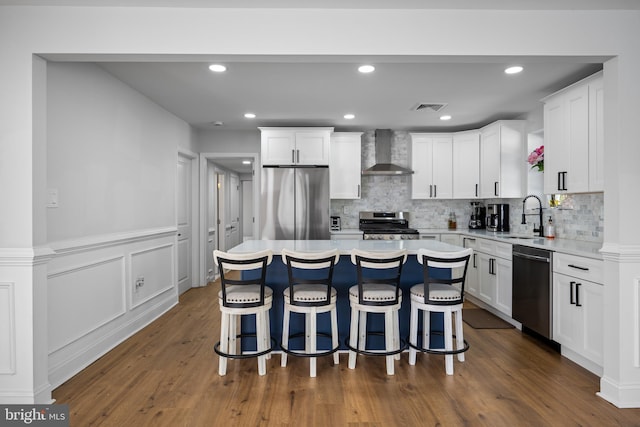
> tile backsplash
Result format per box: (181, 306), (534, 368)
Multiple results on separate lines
(330, 130), (604, 243)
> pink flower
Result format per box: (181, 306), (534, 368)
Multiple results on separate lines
(528, 145), (544, 166)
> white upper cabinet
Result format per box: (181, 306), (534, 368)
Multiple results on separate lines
(260, 127), (333, 166)
(479, 120), (525, 198)
(330, 132), (362, 199)
(452, 130), (480, 199)
(410, 133), (453, 199)
(542, 71), (603, 194)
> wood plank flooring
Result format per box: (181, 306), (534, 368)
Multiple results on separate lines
(53, 279), (640, 426)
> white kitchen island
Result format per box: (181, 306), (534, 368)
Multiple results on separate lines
(227, 239), (464, 352)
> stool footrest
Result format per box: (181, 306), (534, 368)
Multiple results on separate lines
(214, 333), (276, 359)
(407, 331), (470, 355)
(345, 332), (407, 357)
(280, 332), (340, 358)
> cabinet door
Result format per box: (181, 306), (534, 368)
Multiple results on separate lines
(494, 257), (513, 316)
(431, 136), (453, 199)
(566, 84), (590, 193)
(453, 131), (480, 198)
(330, 133), (361, 199)
(410, 136), (434, 199)
(296, 131), (330, 165)
(477, 252), (495, 305)
(479, 125), (501, 198)
(553, 273), (581, 350)
(579, 279), (604, 366)
(543, 96), (567, 194)
(589, 77), (605, 192)
(261, 131), (296, 165)
(464, 251), (479, 298)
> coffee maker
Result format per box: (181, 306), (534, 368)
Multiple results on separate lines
(468, 202), (486, 229)
(487, 203), (510, 232)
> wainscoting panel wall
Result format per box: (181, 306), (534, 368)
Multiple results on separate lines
(47, 228), (177, 389)
(0, 282), (16, 375)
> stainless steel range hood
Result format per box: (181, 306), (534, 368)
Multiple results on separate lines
(361, 129), (414, 176)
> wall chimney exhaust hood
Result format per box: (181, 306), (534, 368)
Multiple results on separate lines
(361, 129), (414, 175)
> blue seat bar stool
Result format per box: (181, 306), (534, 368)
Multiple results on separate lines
(346, 249), (408, 376)
(280, 248), (341, 377)
(408, 248), (473, 375)
(213, 249), (274, 376)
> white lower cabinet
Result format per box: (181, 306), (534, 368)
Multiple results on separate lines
(462, 236), (512, 316)
(552, 253), (604, 374)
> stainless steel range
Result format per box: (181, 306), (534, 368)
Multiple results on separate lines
(359, 211), (419, 240)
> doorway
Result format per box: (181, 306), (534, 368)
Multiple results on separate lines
(177, 150), (198, 295)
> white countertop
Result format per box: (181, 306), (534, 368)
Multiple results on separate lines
(229, 239), (463, 255)
(331, 228), (603, 259)
(418, 228), (604, 259)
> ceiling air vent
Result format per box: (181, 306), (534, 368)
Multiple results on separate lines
(413, 103), (447, 112)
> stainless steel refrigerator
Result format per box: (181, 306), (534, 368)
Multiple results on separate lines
(260, 166), (330, 240)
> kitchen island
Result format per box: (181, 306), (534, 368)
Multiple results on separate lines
(228, 239), (465, 351)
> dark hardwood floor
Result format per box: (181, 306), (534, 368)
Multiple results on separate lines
(53, 279), (640, 426)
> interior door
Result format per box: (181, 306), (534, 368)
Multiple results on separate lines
(228, 173), (240, 248)
(242, 179), (253, 241)
(217, 172), (226, 251)
(177, 153), (193, 295)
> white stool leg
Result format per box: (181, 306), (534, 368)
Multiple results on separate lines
(331, 306), (339, 365)
(393, 309), (400, 361)
(384, 310), (395, 375)
(444, 308), (454, 375)
(455, 307), (465, 362)
(423, 310), (431, 350)
(348, 305), (359, 369)
(228, 314), (237, 356)
(257, 309), (267, 376)
(309, 309), (317, 377)
(281, 305), (290, 367)
(219, 311), (229, 376)
(409, 303), (419, 365)
(264, 309), (272, 360)
(358, 310), (367, 352)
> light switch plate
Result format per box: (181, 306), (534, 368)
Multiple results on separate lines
(47, 189), (59, 208)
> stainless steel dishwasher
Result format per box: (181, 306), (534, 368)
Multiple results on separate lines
(512, 245), (553, 339)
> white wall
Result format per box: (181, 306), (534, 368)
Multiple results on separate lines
(47, 62), (189, 242)
(198, 129), (260, 153)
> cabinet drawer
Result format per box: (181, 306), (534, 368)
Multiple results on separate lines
(462, 236), (478, 250)
(554, 252), (603, 284)
(477, 238), (512, 260)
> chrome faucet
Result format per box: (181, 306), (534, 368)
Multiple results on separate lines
(521, 195), (544, 237)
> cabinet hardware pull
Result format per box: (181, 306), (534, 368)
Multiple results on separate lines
(296, 149), (300, 163)
(570, 281), (576, 305)
(473, 253), (477, 268)
(291, 149), (295, 163)
(557, 172), (562, 191)
(494, 181), (499, 196)
(429, 184), (433, 198)
(576, 282), (582, 307)
(568, 264), (589, 271)
(434, 185), (437, 198)
(357, 184), (360, 198)
(475, 183), (478, 197)
(489, 258), (495, 275)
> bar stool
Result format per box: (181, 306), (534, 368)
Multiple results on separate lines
(408, 248), (472, 375)
(213, 249), (274, 376)
(280, 248), (340, 377)
(346, 249), (407, 376)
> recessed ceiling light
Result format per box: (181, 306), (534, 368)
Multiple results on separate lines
(208, 64), (227, 73)
(344, 114), (355, 120)
(358, 65), (375, 74)
(242, 160), (252, 165)
(244, 113), (256, 119)
(505, 65), (523, 74)
(440, 115), (452, 121)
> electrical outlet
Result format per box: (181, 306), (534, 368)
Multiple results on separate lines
(135, 276), (144, 290)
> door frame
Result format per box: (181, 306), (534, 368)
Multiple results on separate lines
(177, 148), (199, 290)
(199, 152), (260, 284)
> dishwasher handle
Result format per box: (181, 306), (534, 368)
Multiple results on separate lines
(513, 252), (550, 263)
